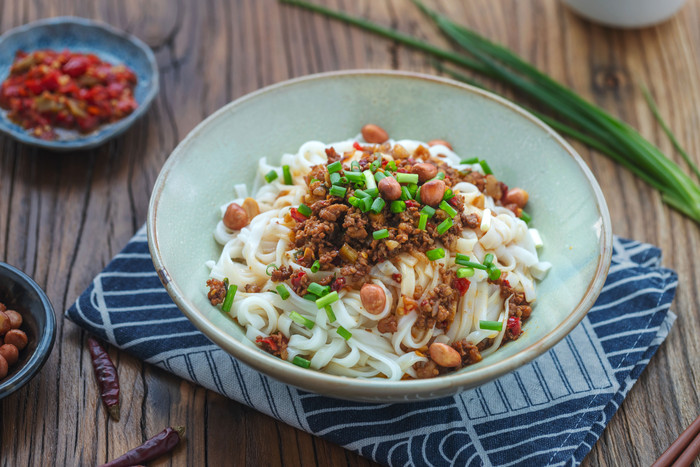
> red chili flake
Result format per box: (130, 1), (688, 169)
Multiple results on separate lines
(353, 141), (365, 151)
(289, 207), (308, 222)
(396, 168), (408, 173)
(392, 273), (402, 283)
(256, 336), (278, 351)
(87, 336), (120, 421)
(454, 278), (471, 296)
(500, 278), (511, 288)
(290, 271), (307, 288)
(448, 197), (460, 207)
(331, 277), (346, 292)
(507, 316), (522, 336)
(100, 426), (185, 467)
(381, 159), (388, 167)
(405, 200), (419, 208)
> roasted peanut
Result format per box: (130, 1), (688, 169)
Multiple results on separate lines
(242, 197), (260, 220)
(419, 179), (446, 206)
(0, 312), (10, 336)
(0, 354), (7, 379)
(412, 163), (438, 183)
(427, 139), (453, 150)
(429, 342), (461, 368)
(360, 283), (386, 315)
(503, 188), (529, 208)
(361, 124), (389, 144)
(4, 310), (22, 329)
(223, 202), (250, 230)
(0, 344), (18, 366)
(4, 329), (27, 351)
(378, 176), (401, 201)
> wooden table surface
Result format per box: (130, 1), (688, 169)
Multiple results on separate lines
(2, 0), (699, 465)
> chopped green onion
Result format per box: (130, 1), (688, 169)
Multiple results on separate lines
(396, 173), (419, 184)
(488, 265), (502, 281)
(433, 172), (445, 180)
(365, 187), (379, 197)
(455, 254), (488, 269)
(421, 205), (436, 217)
(276, 284), (290, 300)
(479, 160), (493, 175)
(310, 178), (319, 184)
(439, 200), (458, 218)
(330, 172), (342, 185)
(316, 291), (339, 308)
(329, 185), (347, 197)
(266, 264), (278, 276)
(373, 229), (389, 240)
(311, 260), (321, 273)
(426, 247), (445, 261)
(407, 184), (418, 197)
(264, 170), (278, 183)
(345, 171), (364, 183)
(370, 197), (386, 213)
(308, 282), (330, 297)
(520, 210), (532, 224)
(351, 160), (360, 172)
(303, 293), (317, 301)
(479, 320), (503, 331)
(390, 200), (406, 213)
(370, 159), (382, 172)
(290, 311), (315, 329)
(457, 267), (474, 278)
(401, 186), (412, 200)
(222, 284), (237, 312)
(461, 157), (479, 165)
(297, 203), (312, 217)
(348, 196), (361, 207)
(483, 253), (494, 266)
(374, 171), (387, 182)
(360, 197), (372, 212)
(437, 218), (453, 235)
(327, 161), (342, 173)
(363, 170), (376, 191)
(443, 189), (455, 200)
(292, 355), (311, 368)
(455, 253), (470, 264)
(336, 326), (352, 340)
(385, 160), (397, 172)
(416, 187), (422, 203)
(418, 213), (428, 230)
(324, 304), (336, 323)
(354, 189), (370, 199)
(282, 165), (293, 184)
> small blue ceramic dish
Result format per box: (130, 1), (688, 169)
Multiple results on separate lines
(0, 16), (159, 151)
(0, 262), (56, 400)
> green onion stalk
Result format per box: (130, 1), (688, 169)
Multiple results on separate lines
(280, 0), (700, 224)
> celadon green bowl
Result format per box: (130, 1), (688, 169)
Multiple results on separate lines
(147, 70), (612, 402)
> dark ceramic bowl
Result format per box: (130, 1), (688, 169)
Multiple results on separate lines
(0, 16), (159, 150)
(0, 262), (56, 399)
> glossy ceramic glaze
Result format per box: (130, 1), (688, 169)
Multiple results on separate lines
(562, 0), (687, 28)
(0, 262), (56, 399)
(0, 16), (158, 150)
(148, 70), (612, 402)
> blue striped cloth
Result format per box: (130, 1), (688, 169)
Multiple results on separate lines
(66, 227), (677, 466)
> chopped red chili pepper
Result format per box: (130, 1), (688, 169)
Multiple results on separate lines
(392, 273), (402, 283)
(331, 276), (346, 292)
(290, 270), (307, 288)
(507, 316), (521, 336)
(353, 141), (365, 151)
(405, 200), (419, 208)
(255, 336), (278, 351)
(87, 336), (120, 421)
(100, 426), (185, 467)
(454, 278), (470, 296)
(289, 207), (308, 222)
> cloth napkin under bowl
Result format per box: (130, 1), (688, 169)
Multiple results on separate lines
(66, 227), (678, 467)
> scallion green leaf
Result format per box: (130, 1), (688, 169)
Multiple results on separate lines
(479, 160), (493, 175)
(290, 311), (315, 329)
(329, 185), (347, 197)
(396, 173), (419, 184)
(421, 205), (436, 217)
(373, 229), (389, 240)
(276, 284), (290, 300)
(316, 291), (339, 308)
(426, 247), (445, 261)
(418, 213), (428, 230)
(308, 282), (330, 297)
(311, 260), (321, 273)
(479, 320), (503, 331)
(264, 170), (278, 183)
(390, 200), (406, 213)
(457, 267), (474, 278)
(370, 197), (386, 213)
(222, 284), (237, 312)
(461, 157), (479, 165)
(297, 204), (312, 217)
(437, 218), (453, 235)
(336, 326), (352, 340)
(439, 200), (458, 218)
(324, 304), (336, 323)
(327, 161), (342, 174)
(292, 355), (311, 368)
(266, 264), (278, 276)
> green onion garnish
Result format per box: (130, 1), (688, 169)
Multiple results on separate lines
(329, 185), (347, 197)
(479, 160), (493, 175)
(385, 160), (397, 172)
(457, 267), (474, 278)
(426, 247), (445, 261)
(290, 311), (315, 329)
(308, 282), (330, 297)
(373, 229), (389, 240)
(370, 159), (382, 172)
(336, 326), (352, 340)
(374, 171), (387, 182)
(222, 284), (237, 312)
(354, 189), (370, 199)
(276, 284), (290, 300)
(311, 260), (321, 273)
(439, 200), (458, 218)
(455, 254), (488, 270)
(330, 172), (342, 185)
(418, 213), (428, 230)
(282, 165), (293, 184)
(520, 210), (532, 224)
(443, 189), (455, 200)
(310, 178), (319, 184)
(421, 205), (436, 217)
(455, 253), (470, 264)
(401, 186), (412, 200)
(297, 203), (312, 217)
(345, 171), (364, 183)
(325, 304), (336, 323)
(488, 266), (502, 281)
(348, 196), (361, 207)
(292, 355), (311, 369)
(370, 197), (386, 213)
(407, 184), (418, 197)
(360, 197), (372, 212)
(365, 187), (379, 197)
(316, 291), (339, 308)
(433, 172), (445, 180)
(266, 264), (278, 276)
(461, 157), (479, 165)
(396, 173), (419, 184)
(479, 320), (503, 332)
(437, 218), (453, 235)
(416, 187), (422, 204)
(483, 253), (494, 266)
(327, 161), (342, 174)
(264, 170), (278, 183)
(363, 170), (376, 191)
(351, 160), (360, 172)
(303, 293), (317, 301)
(390, 200), (406, 213)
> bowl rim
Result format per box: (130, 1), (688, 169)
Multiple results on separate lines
(0, 262), (57, 399)
(148, 69), (613, 398)
(0, 15), (159, 151)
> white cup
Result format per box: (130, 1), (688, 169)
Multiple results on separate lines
(562, 0), (687, 28)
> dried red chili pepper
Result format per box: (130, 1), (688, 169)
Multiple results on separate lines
(256, 336), (278, 351)
(87, 336), (120, 421)
(453, 278), (470, 296)
(330, 276), (346, 292)
(289, 207), (308, 222)
(100, 426), (185, 467)
(352, 141), (365, 151)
